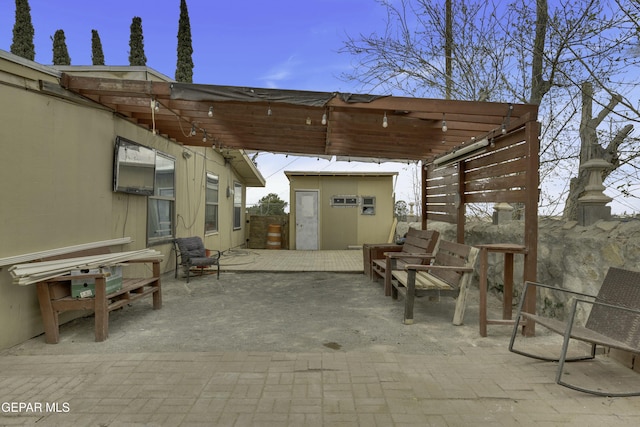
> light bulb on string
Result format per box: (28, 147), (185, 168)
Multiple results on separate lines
(321, 112), (327, 125)
(202, 130), (207, 143)
(441, 114), (447, 132)
(208, 106), (214, 117)
(190, 124), (197, 136)
(154, 101), (160, 112)
(382, 112), (388, 128)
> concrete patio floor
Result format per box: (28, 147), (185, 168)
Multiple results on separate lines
(1, 250), (639, 426)
(219, 249), (364, 273)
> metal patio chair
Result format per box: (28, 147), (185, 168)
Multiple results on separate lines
(174, 237), (221, 282)
(509, 267), (640, 397)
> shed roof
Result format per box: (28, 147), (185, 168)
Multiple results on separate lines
(285, 171), (398, 179)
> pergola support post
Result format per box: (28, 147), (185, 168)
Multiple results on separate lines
(522, 119), (540, 336)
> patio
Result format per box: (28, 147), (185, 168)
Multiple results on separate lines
(1, 251), (639, 426)
(219, 249), (363, 273)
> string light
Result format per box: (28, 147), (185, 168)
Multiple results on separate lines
(202, 130), (207, 143)
(441, 113), (447, 132)
(208, 106), (214, 117)
(306, 117), (312, 125)
(382, 112), (388, 128)
(154, 101), (160, 112)
(190, 124), (197, 136)
(321, 111), (327, 125)
(267, 105), (272, 116)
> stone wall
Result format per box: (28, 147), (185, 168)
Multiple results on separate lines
(398, 218), (640, 319)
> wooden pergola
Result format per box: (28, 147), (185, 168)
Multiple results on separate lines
(59, 73), (539, 332)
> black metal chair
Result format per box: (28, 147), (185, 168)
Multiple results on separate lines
(173, 237), (221, 282)
(509, 267), (640, 397)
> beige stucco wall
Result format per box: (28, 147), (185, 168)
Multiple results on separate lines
(287, 174), (395, 249)
(0, 56), (252, 350)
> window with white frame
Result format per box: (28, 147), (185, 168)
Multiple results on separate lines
(205, 173), (219, 233)
(361, 196), (376, 215)
(233, 181), (243, 230)
(147, 151), (175, 243)
(331, 195), (358, 207)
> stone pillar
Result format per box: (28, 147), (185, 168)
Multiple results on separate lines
(492, 202), (514, 225)
(577, 158), (612, 226)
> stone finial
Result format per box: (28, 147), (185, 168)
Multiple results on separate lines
(493, 202), (514, 225)
(577, 158), (612, 226)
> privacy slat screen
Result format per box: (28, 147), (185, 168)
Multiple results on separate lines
(424, 125), (530, 223)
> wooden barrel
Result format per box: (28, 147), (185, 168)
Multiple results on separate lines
(266, 224), (282, 249)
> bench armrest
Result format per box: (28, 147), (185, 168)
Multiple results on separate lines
(375, 246), (402, 255)
(404, 264), (474, 273)
(386, 252), (434, 259)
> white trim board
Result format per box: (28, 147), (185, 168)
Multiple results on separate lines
(0, 238), (133, 267)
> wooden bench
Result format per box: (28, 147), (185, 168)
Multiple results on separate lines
(35, 254), (162, 343)
(391, 240), (479, 325)
(370, 228), (440, 296)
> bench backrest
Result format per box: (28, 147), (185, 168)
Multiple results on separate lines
(586, 267), (640, 348)
(430, 240), (479, 288)
(400, 228), (440, 265)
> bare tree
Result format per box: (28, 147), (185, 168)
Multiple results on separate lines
(341, 0), (640, 217)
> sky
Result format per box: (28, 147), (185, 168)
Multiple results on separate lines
(1, 0), (424, 212)
(1, 0), (638, 215)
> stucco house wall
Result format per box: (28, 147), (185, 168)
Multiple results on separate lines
(0, 52), (263, 350)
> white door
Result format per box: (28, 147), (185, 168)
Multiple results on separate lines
(295, 190), (319, 250)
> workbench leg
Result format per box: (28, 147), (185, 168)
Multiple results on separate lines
(152, 261), (162, 309)
(503, 252), (514, 320)
(479, 248), (488, 337)
(94, 277), (108, 342)
(36, 283), (60, 344)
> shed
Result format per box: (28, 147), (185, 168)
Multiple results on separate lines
(285, 171), (398, 250)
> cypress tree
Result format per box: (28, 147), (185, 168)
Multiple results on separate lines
(128, 16), (147, 66)
(10, 0), (36, 60)
(91, 29), (105, 65)
(52, 29), (71, 65)
(175, 0), (194, 82)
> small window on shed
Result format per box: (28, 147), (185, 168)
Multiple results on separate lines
(361, 196), (376, 215)
(331, 195), (358, 207)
